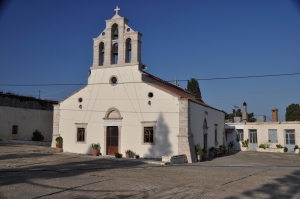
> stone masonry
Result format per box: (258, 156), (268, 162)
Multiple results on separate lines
(177, 98), (197, 163)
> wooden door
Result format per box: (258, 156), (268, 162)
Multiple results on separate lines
(106, 126), (118, 155)
(285, 130), (295, 151)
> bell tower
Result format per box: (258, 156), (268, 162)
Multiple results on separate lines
(91, 6), (142, 69)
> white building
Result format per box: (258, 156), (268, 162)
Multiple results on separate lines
(0, 93), (56, 142)
(226, 106), (300, 151)
(52, 7), (225, 163)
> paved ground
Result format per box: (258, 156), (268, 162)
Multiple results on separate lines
(1, 142), (300, 199)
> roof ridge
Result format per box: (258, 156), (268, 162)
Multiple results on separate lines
(143, 72), (195, 96)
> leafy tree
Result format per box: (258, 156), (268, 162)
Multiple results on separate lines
(187, 78), (202, 102)
(285, 103), (300, 121)
(225, 109), (256, 122)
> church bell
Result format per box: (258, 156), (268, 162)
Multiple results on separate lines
(113, 46), (118, 54)
(113, 29), (118, 36)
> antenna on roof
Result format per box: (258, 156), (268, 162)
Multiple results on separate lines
(233, 104), (240, 117)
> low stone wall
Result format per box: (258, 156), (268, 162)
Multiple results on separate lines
(241, 147), (248, 151)
(256, 148), (284, 153)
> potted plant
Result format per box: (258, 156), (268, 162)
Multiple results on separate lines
(125, 149), (133, 158)
(209, 147), (215, 158)
(55, 136), (63, 148)
(195, 144), (203, 162)
(92, 143), (100, 156)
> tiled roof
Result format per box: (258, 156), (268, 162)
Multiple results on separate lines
(143, 72), (223, 112)
(143, 72), (194, 96)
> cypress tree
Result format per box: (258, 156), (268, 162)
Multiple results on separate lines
(187, 78), (203, 102)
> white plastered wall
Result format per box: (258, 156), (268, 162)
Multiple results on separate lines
(0, 106), (53, 141)
(189, 101), (225, 150)
(244, 122), (300, 149)
(58, 65), (179, 157)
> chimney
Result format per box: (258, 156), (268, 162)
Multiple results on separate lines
(272, 108), (278, 122)
(242, 102), (248, 122)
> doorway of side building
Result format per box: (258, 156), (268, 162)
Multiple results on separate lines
(106, 126), (119, 155)
(249, 130), (257, 150)
(285, 130), (295, 151)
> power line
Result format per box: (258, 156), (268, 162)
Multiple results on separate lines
(1, 72), (300, 87)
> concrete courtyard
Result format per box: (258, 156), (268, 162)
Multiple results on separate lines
(0, 142), (300, 199)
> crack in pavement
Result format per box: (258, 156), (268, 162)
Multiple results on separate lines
(31, 178), (112, 199)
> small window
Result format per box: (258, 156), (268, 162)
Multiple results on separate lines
(144, 127), (154, 143)
(268, 129), (278, 143)
(127, 28), (130, 32)
(77, 128), (85, 142)
(78, 98), (82, 102)
(12, 125), (18, 134)
(102, 32), (105, 36)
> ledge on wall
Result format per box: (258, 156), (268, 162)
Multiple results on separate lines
(256, 148), (284, 153)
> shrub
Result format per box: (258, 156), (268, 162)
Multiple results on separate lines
(115, 152), (122, 158)
(92, 143), (100, 149)
(55, 136), (63, 143)
(135, 155), (140, 159)
(294, 145), (299, 151)
(259, 144), (266, 149)
(32, 130), (44, 141)
(284, 147), (288, 152)
(242, 139), (249, 147)
(276, 144), (284, 148)
(195, 144), (203, 155)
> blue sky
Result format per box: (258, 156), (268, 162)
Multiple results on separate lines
(0, 0), (299, 121)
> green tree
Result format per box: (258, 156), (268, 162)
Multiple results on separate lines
(224, 109), (256, 122)
(285, 103), (300, 121)
(187, 78), (202, 102)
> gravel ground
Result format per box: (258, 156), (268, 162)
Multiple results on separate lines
(1, 142), (300, 199)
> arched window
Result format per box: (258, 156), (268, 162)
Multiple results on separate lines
(203, 118), (208, 150)
(111, 24), (118, 40)
(125, 38), (132, 63)
(99, 42), (104, 66)
(112, 43), (118, 64)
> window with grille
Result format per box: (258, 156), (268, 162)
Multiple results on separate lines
(144, 127), (153, 143)
(77, 128), (85, 142)
(12, 125), (18, 134)
(236, 129), (244, 142)
(268, 129), (278, 143)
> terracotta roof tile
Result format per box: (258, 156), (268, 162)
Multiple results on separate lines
(143, 72), (223, 112)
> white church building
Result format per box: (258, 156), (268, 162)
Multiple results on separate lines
(51, 7), (225, 163)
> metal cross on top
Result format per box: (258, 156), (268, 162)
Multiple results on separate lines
(114, 6), (120, 15)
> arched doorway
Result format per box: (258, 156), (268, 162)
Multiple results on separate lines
(103, 107), (123, 155)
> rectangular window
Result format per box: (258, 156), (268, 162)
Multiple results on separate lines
(12, 125), (18, 134)
(77, 128), (85, 142)
(237, 129), (244, 142)
(268, 129), (278, 143)
(144, 127), (153, 143)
